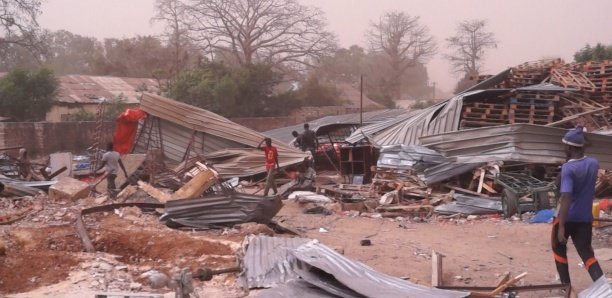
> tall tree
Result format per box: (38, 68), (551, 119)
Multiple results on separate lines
(0, 0), (42, 50)
(181, 0), (337, 70)
(366, 11), (436, 100)
(445, 19), (497, 75)
(0, 67), (58, 121)
(152, 0), (195, 76)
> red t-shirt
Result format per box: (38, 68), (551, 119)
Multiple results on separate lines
(261, 146), (278, 170)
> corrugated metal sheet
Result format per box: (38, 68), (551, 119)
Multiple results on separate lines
(264, 109), (407, 144)
(241, 236), (468, 298)
(578, 276), (612, 298)
(242, 235), (311, 288)
(515, 83), (576, 92)
(371, 89), (511, 147)
(254, 279), (338, 297)
(292, 240), (468, 298)
(420, 124), (612, 170)
(345, 111), (416, 144)
(138, 93), (308, 177)
(419, 162), (483, 186)
(57, 75), (159, 104)
(377, 144), (446, 171)
(161, 193), (283, 228)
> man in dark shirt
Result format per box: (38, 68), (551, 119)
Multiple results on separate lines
(301, 123), (317, 158)
(552, 127), (603, 293)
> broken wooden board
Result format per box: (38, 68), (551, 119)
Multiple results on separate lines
(95, 154), (146, 194)
(137, 181), (173, 203)
(49, 177), (90, 201)
(174, 166), (218, 200)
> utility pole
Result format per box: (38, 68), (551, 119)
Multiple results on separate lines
(432, 81), (436, 100)
(360, 75), (363, 126)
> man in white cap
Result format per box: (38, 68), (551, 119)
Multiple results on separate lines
(552, 126), (603, 293)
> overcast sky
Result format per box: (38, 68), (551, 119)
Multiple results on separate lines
(39, 0), (612, 93)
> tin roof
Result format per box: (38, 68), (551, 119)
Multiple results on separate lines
(57, 75), (160, 104)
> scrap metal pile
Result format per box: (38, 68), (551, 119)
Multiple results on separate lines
(280, 58), (612, 220)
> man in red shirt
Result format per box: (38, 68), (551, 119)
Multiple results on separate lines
(258, 138), (280, 196)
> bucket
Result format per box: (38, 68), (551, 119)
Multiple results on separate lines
(592, 202), (600, 227)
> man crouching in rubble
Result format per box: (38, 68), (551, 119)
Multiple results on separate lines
(258, 138), (280, 196)
(552, 127), (603, 295)
(96, 142), (128, 198)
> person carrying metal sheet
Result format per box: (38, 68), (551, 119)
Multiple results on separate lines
(552, 126), (603, 294)
(96, 142), (128, 199)
(258, 138), (280, 196)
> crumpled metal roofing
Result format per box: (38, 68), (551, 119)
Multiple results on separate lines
(345, 110), (417, 145)
(420, 124), (612, 170)
(377, 144), (446, 171)
(57, 75), (159, 104)
(138, 93), (308, 177)
(242, 235), (311, 288)
(578, 276), (612, 298)
(264, 109), (407, 144)
(161, 193), (283, 228)
(241, 235), (468, 298)
(419, 162), (483, 186)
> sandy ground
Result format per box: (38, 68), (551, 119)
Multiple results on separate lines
(1, 197), (610, 297)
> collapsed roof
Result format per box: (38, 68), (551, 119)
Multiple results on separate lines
(135, 93), (308, 178)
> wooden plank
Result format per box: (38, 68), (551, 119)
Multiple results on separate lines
(431, 250), (444, 287)
(547, 106), (610, 127)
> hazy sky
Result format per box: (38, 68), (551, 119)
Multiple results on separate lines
(39, 0), (612, 93)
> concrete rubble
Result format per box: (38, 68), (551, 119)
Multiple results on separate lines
(1, 58), (612, 297)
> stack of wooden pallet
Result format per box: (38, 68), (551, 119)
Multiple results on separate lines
(508, 92), (557, 125)
(508, 58), (565, 88)
(550, 68), (596, 91)
(460, 101), (510, 128)
(581, 60), (612, 106)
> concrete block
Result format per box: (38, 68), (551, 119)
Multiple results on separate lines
(49, 177), (90, 201)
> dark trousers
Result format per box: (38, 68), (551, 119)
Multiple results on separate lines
(551, 217), (604, 284)
(107, 174), (117, 197)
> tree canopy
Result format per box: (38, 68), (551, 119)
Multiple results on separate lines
(366, 11), (436, 100)
(574, 43), (612, 63)
(0, 67), (58, 121)
(445, 19), (497, 75)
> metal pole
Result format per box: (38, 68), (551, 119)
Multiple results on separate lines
(360, 75), (363, 126)
(432, 81), (436, 100)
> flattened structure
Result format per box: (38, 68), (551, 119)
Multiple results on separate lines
(420, 124), (612, 169)
(136, 93), (308, 177)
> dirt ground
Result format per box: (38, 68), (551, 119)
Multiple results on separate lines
(1, 196), (610, 297)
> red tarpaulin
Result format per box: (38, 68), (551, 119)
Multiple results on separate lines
(113, 108), (147, 154)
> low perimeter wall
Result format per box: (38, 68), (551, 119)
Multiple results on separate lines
(0, 122), (115, 157)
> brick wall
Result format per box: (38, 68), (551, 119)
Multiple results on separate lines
(0, 121), (115, 157)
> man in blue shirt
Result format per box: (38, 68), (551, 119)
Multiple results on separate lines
(552, 127), (603, 290)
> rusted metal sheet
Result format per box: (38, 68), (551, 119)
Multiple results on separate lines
(57, 75), (159, 104)
(137, 93), (308, 177)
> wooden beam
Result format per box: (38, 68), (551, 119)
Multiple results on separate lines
(431, 250), (444, 287)
(547, 106), (609, 127)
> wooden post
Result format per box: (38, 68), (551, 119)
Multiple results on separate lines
(432, 250), (444, 287)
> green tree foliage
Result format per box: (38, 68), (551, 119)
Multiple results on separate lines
(574, 43), (612, 63)
(0, 67), (58, 121)
(294, 75), (341, 107)
(167, 62), (341, 117)
(367, 91), (396, 108)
